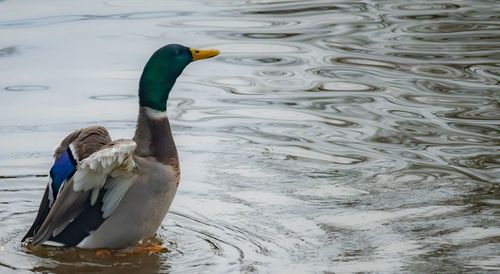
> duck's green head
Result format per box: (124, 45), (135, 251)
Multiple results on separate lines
(139, 44), (219, 112)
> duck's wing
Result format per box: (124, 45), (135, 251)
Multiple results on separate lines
(30, 139), (137, 246)
(22, 126), (111, 242)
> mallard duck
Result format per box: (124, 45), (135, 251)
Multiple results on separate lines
(21, 44), (219, 249)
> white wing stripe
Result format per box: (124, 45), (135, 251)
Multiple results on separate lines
(72, 141), (137, 210)
(102, 176), (135, 218)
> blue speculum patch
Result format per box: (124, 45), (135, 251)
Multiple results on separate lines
(49, 148), (77, 199)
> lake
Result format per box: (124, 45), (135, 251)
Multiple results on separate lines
(0, 0), (499, 273)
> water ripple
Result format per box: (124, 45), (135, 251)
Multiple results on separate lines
(218, 55), (303, 66)
(242, 2), (368, 16)
(4, 85), (49, 92)
(0, 11), (190, 28)
(167, 18), (296, 29)
(89, 94), (137, 101)
(0, 46), (18, 57)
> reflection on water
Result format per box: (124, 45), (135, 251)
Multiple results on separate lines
(0, 0), (499, 273)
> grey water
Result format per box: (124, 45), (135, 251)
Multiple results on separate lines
(0, 0), (499, 273)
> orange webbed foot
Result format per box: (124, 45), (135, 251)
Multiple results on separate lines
(125, 238), (169, 254)
(95, 249), (112, 256)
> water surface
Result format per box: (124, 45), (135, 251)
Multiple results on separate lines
(0, 0), (499, 273)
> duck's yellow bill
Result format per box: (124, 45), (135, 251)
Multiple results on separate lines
(190, 48), (220, 61)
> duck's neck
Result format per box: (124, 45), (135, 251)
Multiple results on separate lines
(132, 107), (178, 166)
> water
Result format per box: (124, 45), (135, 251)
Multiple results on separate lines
(0, 0), (499, 273)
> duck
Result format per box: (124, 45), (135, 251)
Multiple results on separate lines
(21, 44), (219, 249)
